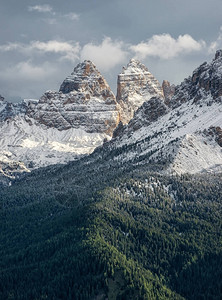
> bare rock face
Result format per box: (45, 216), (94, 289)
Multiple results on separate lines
(162, 80), (175, 105)
(59, 60), (115, 100)
(27, 61), (119, 135)
(204, 126), (222, 147)
(191, 50), (222, 99)
(116, 59), (164, 124)
(125, 97), (169, 133)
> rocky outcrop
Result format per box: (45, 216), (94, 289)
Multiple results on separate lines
(126, 97), (169, 132)
(27, 61), (119, 135)
(169, 50), (222, 108)
(203, 126), (222, 147)
(116, 59), (164, 124)
(162, 80), (175, 105)
(112, 96), (169, 139)
(191, 50), (222, 99)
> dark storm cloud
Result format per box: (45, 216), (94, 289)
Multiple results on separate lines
(0, 0), (222, 101)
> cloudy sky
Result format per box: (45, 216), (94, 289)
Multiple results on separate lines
(1, 0), (222, 102)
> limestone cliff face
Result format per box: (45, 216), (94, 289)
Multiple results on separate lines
(116, 59), (164, 124)
(27, 61), (119, 136)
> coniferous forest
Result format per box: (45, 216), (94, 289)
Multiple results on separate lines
(0, 152), (221, 300)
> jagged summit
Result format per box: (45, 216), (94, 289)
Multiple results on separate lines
(120, 58), (150, 75)
(0, 61), (120, 180)
(116, 59), (164, 124)
(1, 51), (222, 182)
(27, 59), (118, 132)
(165, 50), (222, 108)
(59, 60), (115, 101)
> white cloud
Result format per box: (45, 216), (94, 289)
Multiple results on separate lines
(30, 40), (80, 61)
(130, 34), (205, 59)
(0, 40), (80, 62)
(28, 4), (53, 13)
(209, 26), (222, 53)
(80, 37), (128, 71)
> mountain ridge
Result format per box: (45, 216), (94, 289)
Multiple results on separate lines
(0, 51), (222, 182)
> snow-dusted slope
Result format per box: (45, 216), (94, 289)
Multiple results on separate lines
(108, 52), (222, 175)
(116, 59), (164, 124)
(0, 116), (109, 171)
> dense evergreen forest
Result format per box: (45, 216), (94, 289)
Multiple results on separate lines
(0, 152), (221, 299)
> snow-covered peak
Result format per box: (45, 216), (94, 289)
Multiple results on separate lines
(120, 59), (149, 75)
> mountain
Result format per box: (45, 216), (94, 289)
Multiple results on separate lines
(27, 60), (119, 134)
(0, 59), (166, 183)
(116, 59), (164, 124)
(105, 51), (222, 175)
(1, 51), (222, 183)
(0, 61), (120, 182)
(0, 53), (222, 300)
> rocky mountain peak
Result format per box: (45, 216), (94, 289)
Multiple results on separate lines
(27, 60), (119, 136)
(190, 50), (222, 100)
(167, 50), (222, 108)
(70, 60), (100, 81)
(116, 59), (164, 124)
(121, 59), (149, 75)
(59, 60), (115, 101)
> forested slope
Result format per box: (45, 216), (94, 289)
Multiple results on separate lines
(0, 159), (221, 299)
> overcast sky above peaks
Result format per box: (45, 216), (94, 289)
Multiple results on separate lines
(1, 0), (222, 102)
